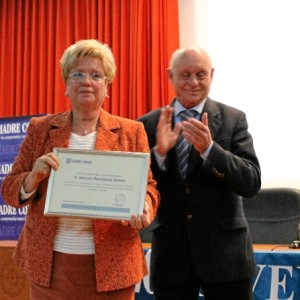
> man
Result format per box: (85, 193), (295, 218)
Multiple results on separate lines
(138, 46), (261, 300)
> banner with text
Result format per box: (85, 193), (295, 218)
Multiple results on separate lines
(135, 249), (300, 300)
(0, 115), (41, 240)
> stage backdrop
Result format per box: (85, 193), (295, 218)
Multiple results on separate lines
(0, 115), (41, 240)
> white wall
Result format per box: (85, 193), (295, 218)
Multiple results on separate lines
(178, 0), (300, 189)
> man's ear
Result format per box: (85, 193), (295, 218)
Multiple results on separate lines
(167, 68), (174, 82)
(210, 68), (215, 80)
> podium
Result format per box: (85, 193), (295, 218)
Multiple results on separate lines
(0, 241), (30, 300)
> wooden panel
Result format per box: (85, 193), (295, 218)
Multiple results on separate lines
(0, 241), (30, 300)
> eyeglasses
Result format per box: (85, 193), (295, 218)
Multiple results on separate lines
(69, 71), (108, 83)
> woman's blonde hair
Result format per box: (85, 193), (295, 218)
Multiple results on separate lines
(60, 39), (116, 83)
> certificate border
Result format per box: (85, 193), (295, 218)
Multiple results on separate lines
(44, 148), (150, 220)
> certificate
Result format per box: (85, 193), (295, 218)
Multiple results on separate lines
(44, 148), (150, 220)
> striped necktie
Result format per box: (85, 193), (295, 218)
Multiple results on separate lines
(176, 110), (198, 179)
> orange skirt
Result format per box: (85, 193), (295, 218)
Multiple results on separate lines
(30, 251), (135, 300)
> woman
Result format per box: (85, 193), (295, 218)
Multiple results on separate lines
(1, 39), (159, 300)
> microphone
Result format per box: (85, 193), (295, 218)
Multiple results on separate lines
(289, 222), (300, 249)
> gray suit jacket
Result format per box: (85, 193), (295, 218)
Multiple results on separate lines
(138, 97), (261, 287)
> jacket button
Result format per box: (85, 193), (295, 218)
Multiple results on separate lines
(186, 214), (193, 220)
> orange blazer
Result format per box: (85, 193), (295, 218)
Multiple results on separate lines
(1, 109), (159, 292)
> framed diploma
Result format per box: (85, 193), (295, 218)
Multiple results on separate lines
(44, 148), (150, 220)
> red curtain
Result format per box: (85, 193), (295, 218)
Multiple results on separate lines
(0, 0), (179, 119)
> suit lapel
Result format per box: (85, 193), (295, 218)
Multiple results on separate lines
(170, 99), (177, 129)
(203, 98), (222, 141)
(49, 111), (72, 149)
(94, 109), (121, 151)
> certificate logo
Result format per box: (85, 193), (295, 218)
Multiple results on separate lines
(114, 194), (126, 206)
